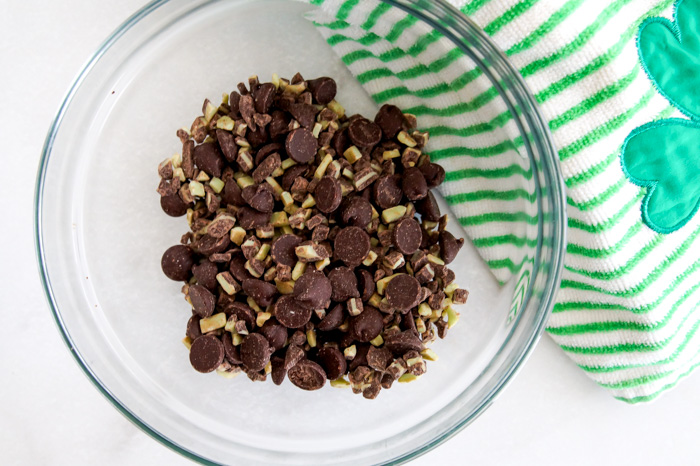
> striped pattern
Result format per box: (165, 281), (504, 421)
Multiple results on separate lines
(304, 0), (700, 401)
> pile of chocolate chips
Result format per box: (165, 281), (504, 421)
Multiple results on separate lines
(157, 73), (469, 399)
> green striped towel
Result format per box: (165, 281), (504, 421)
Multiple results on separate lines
(305, 0), (700, 402)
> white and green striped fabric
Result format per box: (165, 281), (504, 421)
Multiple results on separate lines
(304, 0), (700, 402)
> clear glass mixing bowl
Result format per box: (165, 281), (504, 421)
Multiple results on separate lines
(35, 0), (566, 464)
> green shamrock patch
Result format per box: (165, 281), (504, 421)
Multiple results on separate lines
(621, 0), (700, 233)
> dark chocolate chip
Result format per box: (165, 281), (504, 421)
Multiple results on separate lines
(271, 356), (286, 385)
(226, 301), (256, 328)
(340, 197), (373, 228)
(222, 332), (242, 364)
(236, 206), (271, 229)
(384, 331), (423, 356)
(221, 179), (246, 206)
(229, 254), (252, 282)
(372, 174), (403, 209)
(402, 167), (428, 201)
(374, 104), (404, 139)
(415, 190), (441, 222)
(314, 176), (342, 214)
(439, 230), (464, 265)
(240, 333), (271, 372)
(189, 284), (216, 318)
(334, 226), (370, 266)
(348, 118), (382, 148)
(328, 266), (360, 302)
(254, 142), (283, 166)
(332, 128), (350, 155)
(189, 334), (224, 373)
(317, 303), (345, 331)
(288, 359), (327, 391)
(281, 164), (308, 191)
(160, 193), (189, 217)
(356, 269), (375, 302)
(293, 270), (332, 309)
(229, 91), (241, 117)
(215, 129), (238, 163)
(254, 82), (276, 114)
(349, 305), (383, 342)
(247, 125), (269, 147)
(271, 234), (302, 267)
(420, 163), (445, 188)
(192, 234), (231, 256)
(385, 274), (421, 311)
(317, 347), (347, 380)
(367, 345), (393, 371)
(269, 110), (291, 140)
(260, 318), (288, 351)
(186, 315), (202, 341)
(284, 343), (305, 370)
(161, 245), (194, 281)
(285, 128), (317, 163)
(307, 77), (337, 105)
(349, 343), (370, 370)
(275, 295), (313, 328)
(239, 94), (255, 129)
(289, 103), (318, 128)
(393, 218), (422, 255)
(193, 142), (225, 178)
(242, 278), (277, 307)
(242, 184), (274, 213)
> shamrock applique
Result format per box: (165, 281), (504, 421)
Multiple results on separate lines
(621, 0), (700, 233)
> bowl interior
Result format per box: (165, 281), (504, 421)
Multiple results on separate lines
(37, 0), (562, 464)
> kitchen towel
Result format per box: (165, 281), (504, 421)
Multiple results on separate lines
(304, 0), (700, 402)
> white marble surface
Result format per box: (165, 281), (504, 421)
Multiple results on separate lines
(1, 1), (699, 464)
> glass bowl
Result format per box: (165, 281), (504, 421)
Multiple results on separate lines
(35, 0), (566, 464)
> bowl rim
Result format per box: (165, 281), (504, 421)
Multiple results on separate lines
(34, 0), (566, 464)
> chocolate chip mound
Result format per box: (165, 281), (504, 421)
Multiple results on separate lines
(157, 73), (469, 398)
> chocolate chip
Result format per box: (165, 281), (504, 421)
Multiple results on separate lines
(271, 356), (286, 385)
(284, 343), (305, 370)
(221, 179), (245, 206)
(281, 165), (308, 191)
(372, 174), (403, 209)
(293, 270), (332, 309)
(439, 230), (464, 265)
(254, 82), (276, 114)
(160, 193), (189, 217)
(161, 245), (194, 281)
(356, 269), (375, 302)
(416, 190), (440, 222)
(288, 359), (327, 391)
(252, 152), (281, 184)
(385, 274), (421, 311)
(275, 295), (313, 328)
(317, 347), (346, 380)
(189, 284), (216, 317)
(384, 331), (423, 356)
(193, 142), (225, 178)
(271, 234), (302, 267)
(242, 184), (274, 213)
(236, 206), (271, 229)
(349, 344), (370, 370)
(334, 226), (370, 266)
(254, 142), (283, 166)
(239, 94), (255, 129)
(240, 333), (271, 371)
(332, 128), (350, 155)
(307, 77), (337, 105)
(393, 218), (422, 255)
(242, 278), (277, 307)
(215, 129), (238, 163)
(317, 303), (345, 331)
(186, 315), (202, 341)
(285, 128), (317, 163)
(193, 234), (231, 256)
(289, 103), (318, 128)
(269, 110), (291, 140)
(327, 266), (360, 302)
(247, 125), (269, 147)
(227, 301), (256, 328)
(222, 332), (242, 364)
(314, 176), (342, 214)
(402, 167), (428, 201)
(349, 306), (383, 342)
(374, 104), (404, 139)
(189, 335), (224, 373)
(420, 163), (445, 188)
(260, 318), (288, 351)
(348, 118), (382, 148)
(367, 345), (392, 371)
(340, 197), (373, 228)
(229, 254), (252, 282)
(229, 91), (241, 117)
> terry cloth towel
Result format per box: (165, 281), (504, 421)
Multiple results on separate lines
(303, 0), (700, 403)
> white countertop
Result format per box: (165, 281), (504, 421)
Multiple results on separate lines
(2, 1), (699, 464)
